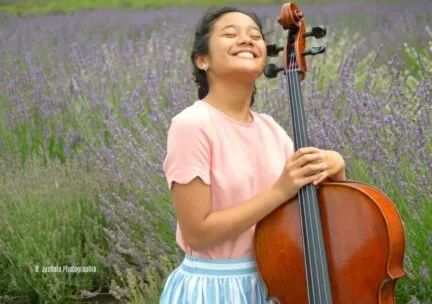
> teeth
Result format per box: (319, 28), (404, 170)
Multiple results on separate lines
(236, 52), (254, 58)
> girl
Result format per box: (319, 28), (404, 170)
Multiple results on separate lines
(160, 6), (347, 304)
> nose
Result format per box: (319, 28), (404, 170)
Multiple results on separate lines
(237, 33), (253, 46)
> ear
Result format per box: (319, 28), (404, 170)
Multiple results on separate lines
(195, 54), (208, 70)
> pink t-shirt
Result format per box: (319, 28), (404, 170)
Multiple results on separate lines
(162, 99), (294, 259)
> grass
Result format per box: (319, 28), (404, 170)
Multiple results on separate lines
(0, 0), (419, 16)
(0, 157), (114, 303)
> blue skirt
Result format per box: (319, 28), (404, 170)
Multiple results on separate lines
(159, 254), (275, 304)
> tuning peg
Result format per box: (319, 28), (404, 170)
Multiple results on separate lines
(302, 46), (326, 56)
(266, 44), (283, 57)
(303, 26), (326, 39)
(264, 63), (284, 78)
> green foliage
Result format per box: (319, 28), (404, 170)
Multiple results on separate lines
(109, 254), (180, 303)
(402, 25), (432, 78)
(0, 158), (113, 303)
(0, 0), (418, 16)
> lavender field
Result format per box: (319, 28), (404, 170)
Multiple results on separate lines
(0, 2), (431, 303)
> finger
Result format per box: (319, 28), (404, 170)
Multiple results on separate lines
(303, 172), (324, 186)
(313, 171), (328, 185)
(292, 147), (323, 162)
(306, 152), (328, 165)
(296, 152), (324, 168)
(301, 162), (328, 177)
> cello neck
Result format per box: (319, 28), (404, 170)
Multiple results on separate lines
(286, 44), (310, 151)
(285, 32), (333, 303)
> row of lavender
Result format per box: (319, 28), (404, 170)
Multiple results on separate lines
(0, 2), (431, 303)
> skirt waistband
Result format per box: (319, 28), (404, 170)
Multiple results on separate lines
(179, 255), (258, 276)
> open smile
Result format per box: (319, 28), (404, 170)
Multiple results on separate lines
(231, 50), (258, 59)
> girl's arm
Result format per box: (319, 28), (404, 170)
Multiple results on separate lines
(172, 177), (286, 251)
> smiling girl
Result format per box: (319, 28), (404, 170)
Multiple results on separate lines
(159, 6), (347, 304)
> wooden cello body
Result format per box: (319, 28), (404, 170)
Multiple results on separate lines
(253, 3), (406, 304)
(254, 181), (406, 303)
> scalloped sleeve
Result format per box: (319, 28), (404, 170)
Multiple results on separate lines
(162, 117), (211, 190)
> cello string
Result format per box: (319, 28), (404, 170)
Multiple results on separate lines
(294, 39), (333, 303)
(297, 57), (332, 304)
(290, 45), (319, 303)
(291, 47), (323, 302)
(292, 56), (330, 302)
(289, 40), (333, 303)
(290, 46), (321, 303)
(286, 45), (313, 302)
(292, 41), (334, 302)
(294, 45), (321, 303)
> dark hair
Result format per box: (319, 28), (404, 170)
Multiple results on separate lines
(190, 7), (266, 107)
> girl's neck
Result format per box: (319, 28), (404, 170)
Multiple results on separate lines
(203, 79), (254, 123)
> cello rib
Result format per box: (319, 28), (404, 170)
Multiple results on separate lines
(353, 182), (406, 279)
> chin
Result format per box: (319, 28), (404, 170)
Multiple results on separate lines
(237, 69), (262, 80)
(226, 65), (263, 79)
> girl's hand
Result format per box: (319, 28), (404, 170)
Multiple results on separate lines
(271, 147), (329, 202)
(313, 150), (347, 185)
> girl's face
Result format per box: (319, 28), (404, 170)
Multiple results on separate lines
(200, 12), (267, 81)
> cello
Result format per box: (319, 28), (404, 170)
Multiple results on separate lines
(253, 3), (406, 303)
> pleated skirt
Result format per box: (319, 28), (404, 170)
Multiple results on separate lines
(159, 254), (275, 304)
